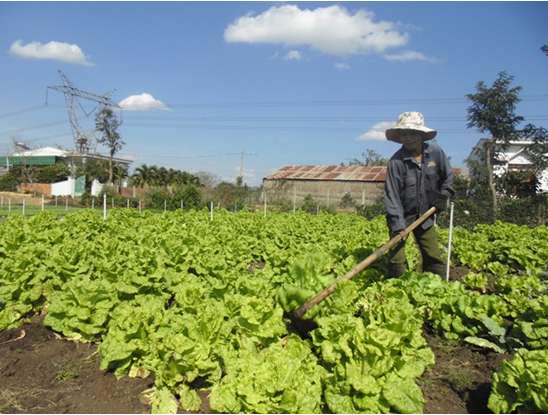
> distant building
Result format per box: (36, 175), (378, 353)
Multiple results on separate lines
(1, 146), (133, 171)
(263, 165), (387, 207)
(468, 139), (548, 193)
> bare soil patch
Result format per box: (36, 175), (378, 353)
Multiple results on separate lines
(419, 333), (510, 414)
(0, 316), (152, 413)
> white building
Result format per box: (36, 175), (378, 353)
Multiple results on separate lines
(469, 139), (548, 193)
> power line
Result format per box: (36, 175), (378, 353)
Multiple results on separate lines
(122, 115), (548, 123)
(121, 121), (476, 134)
(159, 94), (548, 108)
(0, 104), (48, 120)
(0, 120), (67, 137)
(134, 152), (258, 160)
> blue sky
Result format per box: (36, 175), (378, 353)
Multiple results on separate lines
(1, 2), (547, 185)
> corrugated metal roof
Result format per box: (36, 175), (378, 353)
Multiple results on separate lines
(13, 146), (68, 157)
(264, 165), (387, 182)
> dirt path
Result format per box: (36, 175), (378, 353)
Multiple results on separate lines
(0, 317), (152, 413)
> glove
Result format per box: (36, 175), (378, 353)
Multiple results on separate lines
(432, 191), (450, 212)
(391, 229), (408, 241)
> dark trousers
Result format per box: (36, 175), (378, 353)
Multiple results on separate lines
(387, 225), (446, 277)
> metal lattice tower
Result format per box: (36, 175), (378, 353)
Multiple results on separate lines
(47, 70), (119, 154)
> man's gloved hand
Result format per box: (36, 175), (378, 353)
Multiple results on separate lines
(392, 229), (408, 241)
(432, 191), (450, 212)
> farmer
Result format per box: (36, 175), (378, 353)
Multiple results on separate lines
(384, 111), (454, 277)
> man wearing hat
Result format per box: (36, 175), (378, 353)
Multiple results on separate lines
(384, 111), (454, 277)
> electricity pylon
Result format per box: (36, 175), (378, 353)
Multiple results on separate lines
(46, 70), (119, 154)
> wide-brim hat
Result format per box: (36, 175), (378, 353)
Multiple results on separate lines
(385, 111), (437, 143)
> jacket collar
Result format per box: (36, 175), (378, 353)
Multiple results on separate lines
(400, 141), (432, 160)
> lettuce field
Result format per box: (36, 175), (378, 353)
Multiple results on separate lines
(0, 209), (547, 413)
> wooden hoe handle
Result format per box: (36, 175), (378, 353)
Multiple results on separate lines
(292, 207), (437, 320)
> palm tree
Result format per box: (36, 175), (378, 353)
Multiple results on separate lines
(132, 164), (153, 188)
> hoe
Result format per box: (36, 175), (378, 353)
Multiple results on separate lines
(291, 206), (438, 322)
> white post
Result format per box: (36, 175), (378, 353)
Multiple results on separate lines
(293, 186), (296, 214)
(55, 195), (58, 207)
(92, 197), (95, 209)
(139, 200), (142, 214)
(361, 189), (365, 206)
(316, 204), (319, 215)
(41, 195), (45, 211)
(1, 196), (3, 207)
(103, 193), (107, 220)
(22, 198), (25, 216)
(65, 197), (68, 211)
(180, 200), (183, 210)
(8, 199), (11, 213)
(127, 199), (130, 209)
(111, 198), (114, 208)
(210, 201), (213, 221)
(446, 202), (455, 282)
(263, 192), (267, 217)
(164, 200), (167, 213)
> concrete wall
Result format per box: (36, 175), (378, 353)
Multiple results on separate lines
(263, 179), (383, 207)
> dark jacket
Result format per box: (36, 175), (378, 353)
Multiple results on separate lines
(384, 140), (454, 233)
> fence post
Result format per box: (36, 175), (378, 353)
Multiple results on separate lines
(293, 186), (296, 214)
(55, 195), (58, 207)
(180, 200), (184, 210)
(210, 201), (213, 221)
(127, 199), (130, 209)
(103, 193), (107, 220)
(164, 200), (167, 213)
(8, 199), (11, 213)
(316, 204), (320, 215)
(92, 197), (95, 209)
(361, 189), (365, 206)
(65, 197), (68, 211)
(0, 196), (3, 207)
(138, 200), (142, 214)
(41, 195), (45, 212)
(22, 198), (25, 216)
(446, 202), (455, 282)
(111, 198), (114, 208)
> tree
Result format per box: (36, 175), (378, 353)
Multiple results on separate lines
(521, 124), (548, 179)
(95, 106), (124, 184)
(347, 148), (388, 166)
(466, 71), (524, 215)
(542, 44), (548, 55)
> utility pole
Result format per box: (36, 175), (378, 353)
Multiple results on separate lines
(239, 151), (244, 183)
(235, 151), (257, 185)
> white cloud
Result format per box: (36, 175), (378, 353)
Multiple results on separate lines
(284, 50), (302, 60)
(335, 62), (351, 70)
(383, 50), (439, 63)
(9, 40), (93, 66)
(224, 5), (408, 57)
(118, 93), (168, 111)
(358, 121), (395, 141)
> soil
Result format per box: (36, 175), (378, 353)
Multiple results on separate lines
(419, 333), (510, 414)
(0, 316), (153, 413)
(450, 265), (472, 282)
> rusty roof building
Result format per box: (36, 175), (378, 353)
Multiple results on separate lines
(264, 165), (387, 182)
(263, 165), (387, 209)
